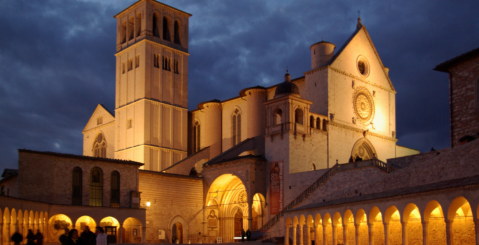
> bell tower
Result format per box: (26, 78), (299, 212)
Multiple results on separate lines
(113, 0), (191, 171)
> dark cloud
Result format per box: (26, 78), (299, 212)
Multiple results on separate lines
(0, 0), (477, 172)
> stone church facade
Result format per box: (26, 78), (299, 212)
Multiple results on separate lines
(1, 0), (479, 245)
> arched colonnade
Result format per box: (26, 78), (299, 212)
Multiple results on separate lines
(285, 196), (479, 245)
(1, 208), (142, 245)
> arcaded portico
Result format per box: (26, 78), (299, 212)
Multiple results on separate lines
(285, 191), (479, 245)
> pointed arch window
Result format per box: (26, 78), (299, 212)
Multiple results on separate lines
(232, 109), (242, 146)
(72, 167), (82, 205)
(174, 21), (180, 44)
(192, 121), (200, 153)
(152, 14), (159, 37)
(163, 17), (171, 41)
(93, 133), (106, 158)
(110, 171), (120, 207)
(89, 167), (103, 207)
(136, 14), (142, 37)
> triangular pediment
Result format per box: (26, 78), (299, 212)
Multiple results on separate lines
(330, 24), (395, 92)
(82, 104), (115, 132)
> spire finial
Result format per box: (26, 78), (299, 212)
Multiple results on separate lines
(284, 68), (291, 82)
(357, 10), (363, 29)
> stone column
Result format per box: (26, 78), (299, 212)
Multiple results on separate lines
(332, 224), (337, 245)
(0, 222), (3, 245)
(368, 223), (373, 245)
(445, 220), (452, 245)
(401, 221), (408, 245)
(354, 224), (359, 245)
(422, 221), (429, 245)
(474, 219), (479, 245)
(323, 224), (327, 245)
(306, 225), (311, 245)
(118, 225), (124, 244)
(316, 225), (322, 245)
(299, 224), (304, 245)
(285, 224), (290, 245)
(293, 225), (297, 245)
(383, 222), (389, 245)
(343, 224), (348, 245)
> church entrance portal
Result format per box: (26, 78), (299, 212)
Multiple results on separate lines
(205, 174), (248, 243)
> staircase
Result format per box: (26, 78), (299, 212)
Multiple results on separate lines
(259, 158), (392, 233)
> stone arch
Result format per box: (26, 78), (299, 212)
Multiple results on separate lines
(169, 215), (187, 244)
(322, 213), (332, 245)
(350, 138), (377, 162)
(368, 206), (384, 245)
(309, 116), (315, 128)
(343, 209), (355, 245)
(306, 215), (314, 245)
(100, 216), (120, 243)
(403, 203), (423, 244)
(251, 193), (265, 231)
(424, 200), (446, 245)
(314, 214), (323, 245)
(316, 118), (321, 129)
(332, 212), (343, 245)
(205, 174), (248, 243)
(355, 209), (368, 245)
(384, 205), (401, 245)
(48, 214), (72, 242)
(123, 217), (142, 243)
(298, 215), (306, 245)
(447, 196), (475, 244)
(75, 215), (96, 232)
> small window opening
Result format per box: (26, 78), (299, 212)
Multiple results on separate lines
(174, 21), (180, 44)
(163, 17), (171, 41)
(135, 56), (140, 68)
(153, 54), (159, 68)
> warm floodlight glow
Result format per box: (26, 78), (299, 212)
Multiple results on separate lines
(146, 201), (151, 207)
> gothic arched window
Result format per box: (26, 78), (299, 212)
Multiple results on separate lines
(89, 167), (103, 207)
(152, 14), (159, 37)
(232, 109), (242, 146)
(274, 109), (282, 125)
(110, 171), (120, 206)
(174, 21), (180, 44)
(93, 133), (106, 158)
(163, 17), (171, 41)
(72, 167), (82, 205)
(192, 121), (200, 153)
(295, 108), (304, 125)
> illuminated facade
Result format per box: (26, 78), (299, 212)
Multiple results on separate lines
(1, 1), (479, 245)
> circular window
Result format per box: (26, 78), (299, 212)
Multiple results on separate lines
(357, 56), (369, 77)
(353, 87), (374, 123)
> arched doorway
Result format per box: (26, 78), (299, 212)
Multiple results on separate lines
(48, 214), (72, 242)
(234, 209), (243, 238)
(205, 174), (248, 243)
(172, 222), (183, 244)
(350, 138), (377, 161)
(123, 217), (142, 243)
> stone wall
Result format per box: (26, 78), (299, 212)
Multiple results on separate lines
(138, 171), (203, 243)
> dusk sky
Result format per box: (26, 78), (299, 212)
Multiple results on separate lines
(0, 0), (478, 173)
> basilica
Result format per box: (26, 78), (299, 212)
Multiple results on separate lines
(1, 0), (479, 245)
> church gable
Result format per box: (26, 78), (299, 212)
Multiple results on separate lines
(82, 104), (115, 132)
(330, 24), (395, 92)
